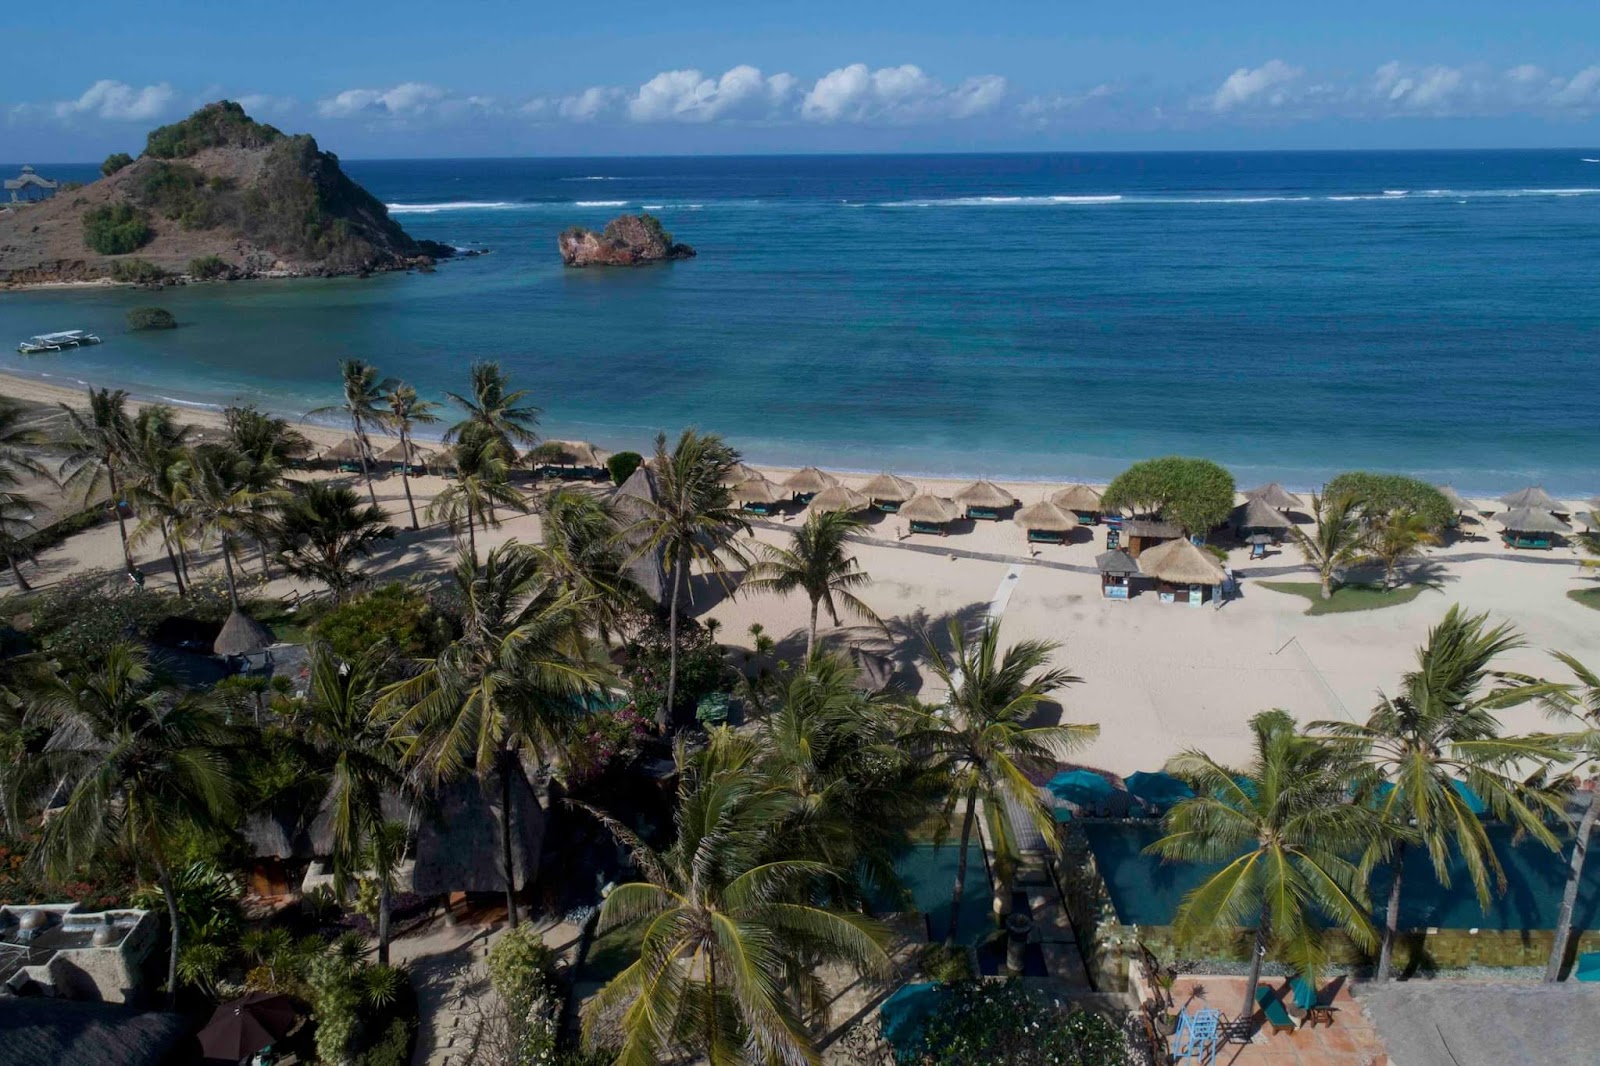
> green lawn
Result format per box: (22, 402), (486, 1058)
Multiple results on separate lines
(1569, 587), (1600, 613)
(577, 918), (647, 984)
(243, 597), (318, 644)
(1258, 580), (1429, 616)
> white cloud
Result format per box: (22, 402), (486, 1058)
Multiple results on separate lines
(800, 63), (1006, 123)
(314, 82), (492, 120)
(627, 65), (796, 122)
(52, 80), (177, 122)
(236, 93), (296, 117)
(1208, 60), (1302, 112)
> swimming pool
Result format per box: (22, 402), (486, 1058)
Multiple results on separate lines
(1083, 822), (1600, 932)
(871, 841), (993, 945)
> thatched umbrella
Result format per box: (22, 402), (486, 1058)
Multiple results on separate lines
(898, 494), (961, 525)
(953, 479), (1016, 510)
(720, 462), (762, 487)
(732, 477), (785, 505)
(858, 472), (918, 503)
(1436, 485), (1475, 513)
(1500, 486), (1559, 511)
(1230, 497), (1292, 533)
(1243, 482), (1304, 510)
(213, 609), (274, 657)
(1496, 507), (1570, 534)
(530, 439), (608, 467)
(1051, 484), (1103, 514)
(782, 466), (838, 495)
(1014, 499), (1075, 533)
(1137, 538), (1227, 586)
(377, 439), (436, 464)
(808, 485), (870, 513)
(321, 437), (365, 462)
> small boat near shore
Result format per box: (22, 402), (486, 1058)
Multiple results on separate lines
(16, 330), (101, 354)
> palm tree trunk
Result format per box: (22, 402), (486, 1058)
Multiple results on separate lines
(164, 536), (186, 597)
(6, 551), (31, 592)
(1378, 845), (1406, 980)
(108, 463), (132, 569)
(257, 538), (273, 578)
(377, 881), (392, 966)
(399, 429), (419, 530)
(157, 862), (181, 1010)
(499, 751), (520, 929)
(220, 533), (240, 610)
(945, 800), (977, 948)
(466, 507), (479, 566)
(1547, 790), (1599, 982)
(807, 597), (819, 659)
(1320, 571), (1333, 600)
(1242, 912), (1269, 1026)
(663, 554), (685, 731)
(706, 948), (719, 1066)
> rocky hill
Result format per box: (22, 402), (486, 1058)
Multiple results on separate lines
(558, 213), (695, 267)
(0, 101), (455, 287)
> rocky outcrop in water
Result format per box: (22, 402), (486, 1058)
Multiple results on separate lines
(558, 213), (695, 267)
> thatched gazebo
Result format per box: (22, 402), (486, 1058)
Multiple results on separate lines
(1051, 484), (1103, 525)
(733, 477), (785, 516)
(1497, 506), (1570, 550)
(1243, 482), (1304, 510)
(1015, 499), (1076, 544)
(782, 466), (838, 502)
(898, 494), (961, 536)
(214, 609), (274, 660)
(529, 439), (609, 480)
(953, 479), (1016, 521)
(1095, 549), (1139, 599)
(1230, 497), (1292, 540)
(808, 485), (870, 514)
(321, 437), (366, 471)
(377, 439), (437, 473)
(1500, 486), (1560, 512)
(1136, 538), (1227, 606)
(859, 473), (918, 513)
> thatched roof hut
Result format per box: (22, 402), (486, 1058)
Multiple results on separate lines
(808, 485), (870, 514)
(1137, 538), (1227, 586)
(213, 609), (274, 656)
(1014, 499), (1076, 533)
(1, 999), (191, 1066)
(1242, 482), (1303, 510)
(898, 494), (961, 524)
(530, 439), (608, 467)
(858, 472), (918, 503)
(411, 769), (545, 896)
(732, 477), (785, 505)
(613, 465), (666, 603)
(1500, 486), (1559, 510)
(377, 439), (436, 464)
(782, 467), (837, 495)
(1230, 497), (1292, 533)
(1051, 484), (1103, 514)
(1095, 549), (1140, 576)
(1497, 507), (1570, 534)
(720, 462), (762, 487)
(952, 479), (1015, 509)
(1436, 485), (1475, 513)
(321, 437), (366, 462)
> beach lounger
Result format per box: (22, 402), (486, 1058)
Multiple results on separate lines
(1254, 985), (1295, 1035)
(909, 520), (948, 536)
(875, 500), (902, 514)
(966, 506), (1001, 521)
(1028, 529), (1067, 544)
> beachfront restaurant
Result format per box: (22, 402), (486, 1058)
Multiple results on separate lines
(1136, 537), (1226, 606)
(1015, 499), (1076, 544)
(1096, 549), (1139, 599)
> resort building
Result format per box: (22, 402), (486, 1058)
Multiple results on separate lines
(4, 165), (58, 203)
(0, 903), (159, 1003)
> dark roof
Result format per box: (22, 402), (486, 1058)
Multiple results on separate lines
(213, 610), (274, 656)
(1122, 518), (1181, 539)
(612, 465), (666, 604)
(1358, 981), (1600, 1066)
(0, 999), (191, 1066)
(1095, 549), (1140, 575)
(411, 766), (545, 896)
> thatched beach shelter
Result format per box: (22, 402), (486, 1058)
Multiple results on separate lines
(1500, 486), (1559, 511)
(1095, 548), (1139, 599)
(859, 472), (918, 512)
(1243, 482), (1304, 510)
(1436, 485), (1475, 515)
(377, 439), (437, 473)
(530, 439), (609, 479)
(898, 493), (961, 535)
(732, 477), (785, 515)
(1497, 506), (1570, 549)
(808, 484), (870, 514)
(613, 464), (666, 603)
(720, 461), (762, 487)
(953, 479), (1016, 520)
(1015, 499), (1075, 544)
(411, 771), (545, 897)
(1137, 538), (1227, 606)
(321, 437), (367, 469)
(782, 466), (838, 501)
(213, 609), (274, 658)
(1051, 484), (1103, 524)
(1230, 497), (1292, 538)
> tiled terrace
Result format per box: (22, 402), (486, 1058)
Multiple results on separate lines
(1164, 976), (1388, 1066)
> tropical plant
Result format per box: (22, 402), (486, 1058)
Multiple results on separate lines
(182, 445), (288, 609)
(101, 151), (134, 177)
(428, 428), (526, 565)
(0, 399), (48, 491)
(312, 583), (454, 664)
(581, 732), (890, 1066)
(1291, 491), (1367, 599)
(381, 546), (608, 927)
(82, 202), (151, 255)
(445, 361), (541, 460)
(745, 510), (884, 657)
(123, 405), (194, 595)
(909, 618), (1097, 946)
(533, 488), (642, 648)
(308, 359), (394, 510)
(1313, 606), (1567, 980)
(4, 644), (239, 1006)
(606, 450), (643, 485)
(1543, 653), (1600, 981)
(130, 860), (242, 997)
(1365, 508), (1440, 589)
(382, 381), (441, 531)
(1150, 709), (1385, 1021)
(901, 981), (1129, 1066)
(274, 481), (395, 602)
(620, 429), (750, 729)
(307, 932), (409, 1065)
(1101, 456), (1235, 537)
(58, 387), (137, 569)
(225, 404), (311, 472)
(0, 493), (40, 592)
(1323, 472), (1454, 531)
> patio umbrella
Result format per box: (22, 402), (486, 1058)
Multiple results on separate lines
(1500, 486), (1559, 510)
(1496, 507), (1570, 534)
(858, 472), (918, 503)
(1137, 538), (1228, 585)
(198, 991), (296, 1061)
(952, 479), (1015, 509)
(808, 484), (870, 513)
(1124, 770), (1194, 807)
(1046, 769), (1116, 807)
(1243, 482), (1304, 510)
(897, 494), (961, 524)
(782, 466), (838, 495)
(1051, 484), (1103, 513)
(1436, 485), (1475, 513)
(1014, 499), (1075, 533)
(732, 477), (784, 505)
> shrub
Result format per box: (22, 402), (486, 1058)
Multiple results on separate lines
(902, 982), (1129, 1066)
(109, 258), (169, 284)
(134, 161), (228, 230)
(188, 254), (231, 279)
(1102, 456), (1235, 536)
(145, 100), (283, 159)
(606, 451), (642, 485)
(24, 576), (175, 671)
(566, 706), (653, 782)
(312, 582), (454, 663)
(100, 152), (134, 177)
(82, 202), (152, 254)
(621, 613), (734, 727)
(126, 306), (177, 330)
(695, 691), (730, 725)
(1323, 471), (1453, 530)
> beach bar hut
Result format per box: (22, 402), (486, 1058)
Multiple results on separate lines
(1121, 517), (1181, 559)
(1015, 499), (1076, 544)
(899, 493), (961, 536)
(860, 473), (918, 514)
(1243, 482), (1304, 511)
(1051, 484), (1104, 525)
(321, 437), (367, 473)
(1230, 497), (1292, 541)
(782, 466), (838, 503)
(953, 479), (1016, 521)
(1095, 549), (1139, 599)
(808, 484), (870, 514)
(1137, 537), (1227, 606)
(733, 476), (786, 516)
(1497, 506), (1569, 550)
(530, 439), (609, 480)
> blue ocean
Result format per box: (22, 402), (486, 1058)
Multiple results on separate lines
(3, 151), (1598, 494)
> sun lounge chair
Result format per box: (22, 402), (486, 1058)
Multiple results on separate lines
(1028, 529), (1067, 544)
(966, 506), (1002, 521)
(1254, 984), (1295, 1035)
(909, 520), (948, 536)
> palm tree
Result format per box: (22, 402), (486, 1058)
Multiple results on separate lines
(909, 618), (1097, 947)
(1292, 491), (1367, 599)
(1151, 710), (1386, 1023)
(0, 398), (48, 493)
(745, 510), (884, 657)
(225, 405), (312, 473)
(184, 446), (288, 610)
(382, 382), (441, 531)
(1313, 606), (1567, 980)
(1535, 652), (1600, 981)
(445, 361), (540, 461)
(301, 642), (409, 964)
(1365, 508), (1440, 589)
(582, 733), (890, 1066)
(0, 492), (40, 591)
(6, 644), (238, 1007)
(427, 430), (526, 565)
(532, 488), (643, 648)
(274, 482), (395, 602)
(308, 360), (394, 511)
(58, 387), (136, 569)
(622, 430), (750, 729)
(124, 406), (194, 595)
(380, 546), (607, 928)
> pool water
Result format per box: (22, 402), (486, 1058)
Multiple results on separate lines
(871, 841), (993, 945)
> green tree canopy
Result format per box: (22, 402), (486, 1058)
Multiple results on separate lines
(100, 152), (134, 177)
(1101, 456), (1236, 535)
(82, 203), (152, 255)
(1323, 472), (1453, 530)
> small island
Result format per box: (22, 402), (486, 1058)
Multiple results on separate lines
(558, 213), (695, 267)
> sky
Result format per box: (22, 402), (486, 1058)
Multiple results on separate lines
(6, 0), (1600, 160)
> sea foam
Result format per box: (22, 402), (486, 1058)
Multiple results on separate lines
(386, 201), (519, 214)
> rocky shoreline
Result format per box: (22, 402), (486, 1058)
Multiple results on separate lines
(558, 213), (695, 267)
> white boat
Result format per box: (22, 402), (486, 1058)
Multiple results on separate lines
(16, 329), (101, 354)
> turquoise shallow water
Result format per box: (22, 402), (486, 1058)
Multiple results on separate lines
(3, 151), (1598, 494)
